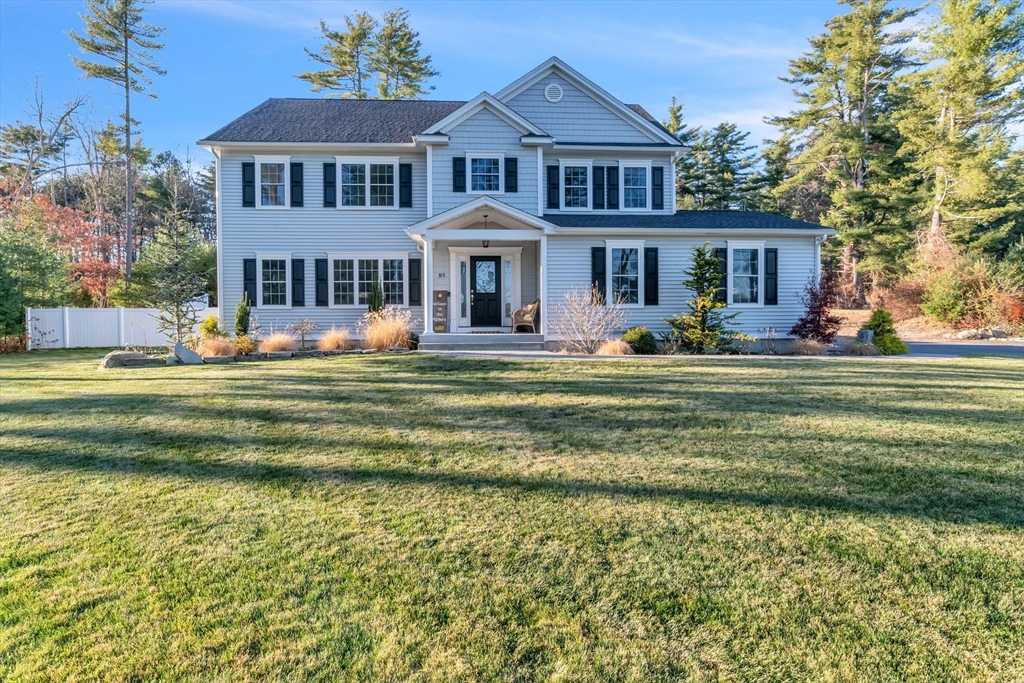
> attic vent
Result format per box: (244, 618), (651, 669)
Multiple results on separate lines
(544, 83), (563, 103)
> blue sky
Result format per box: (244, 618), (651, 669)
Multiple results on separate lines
(1, 0), (877, 164)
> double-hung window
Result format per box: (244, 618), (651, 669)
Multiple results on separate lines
(329, 254), (407, 307)
(728, 241), (764, 306)
(255, 156), (289, 208)
(256, 253), (291, 308)
(466, 153), (503, 194)
(605, 240), (644, 307)
(336, 157), (399, 209)
(622, 165), (649, 209)
(562, 162), (590, 209)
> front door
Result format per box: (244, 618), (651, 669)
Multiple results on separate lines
(470, 256), (502, 327)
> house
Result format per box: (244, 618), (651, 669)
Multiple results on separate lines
(198, 57), (835, 348)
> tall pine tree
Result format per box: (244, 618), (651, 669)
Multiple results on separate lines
(297, 14), (376, 98)
(370, 8), (439, 99)
(69, 0), (164, 286)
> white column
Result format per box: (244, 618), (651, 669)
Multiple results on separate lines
(25, 307), (32, 351)
(63, 306), (70, 349)
(536, 146), (544, 216)
(539, 236), (547, 335)
(118, 308), (125, 348)
(426, 145), (434, 218)
(423, 238), (433, 334)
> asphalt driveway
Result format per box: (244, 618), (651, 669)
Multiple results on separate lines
(905, 340), (1024, 358)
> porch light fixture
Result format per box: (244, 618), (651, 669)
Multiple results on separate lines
(483, 240), (490, 248)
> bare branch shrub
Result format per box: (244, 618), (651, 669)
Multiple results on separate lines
(548, 285), (627, 354)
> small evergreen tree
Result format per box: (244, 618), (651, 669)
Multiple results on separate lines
(367, 280), (384, 314)
(150, 213), (205, 344)
(790, 263), (844, 343)
(234, 292), (251, 338)
(665, 243), (743, 353)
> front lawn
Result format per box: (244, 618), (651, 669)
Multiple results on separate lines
(1, 350), (1022, 681)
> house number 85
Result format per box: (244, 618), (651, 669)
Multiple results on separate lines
(437, 272), (446, 278)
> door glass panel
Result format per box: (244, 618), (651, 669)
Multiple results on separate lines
(476, 260), (496, 293)
(460, 261), (467, 318)
(504, 260), (512, 317)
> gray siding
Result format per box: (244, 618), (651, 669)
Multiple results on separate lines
(432, 108), (539, 216)
(545, 235), (818, 336)
(542, 152), (676, 216)
(506, 75), (658, 144)
(218, 149), (425, 334)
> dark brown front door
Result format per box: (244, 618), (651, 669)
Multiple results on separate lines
(470, 256), (501, 327)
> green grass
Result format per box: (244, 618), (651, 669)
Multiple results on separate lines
(1, 350), (1022, 681)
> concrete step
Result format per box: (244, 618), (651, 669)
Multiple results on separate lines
(420, 333), (543, 344)
(419, 341), (546, 352)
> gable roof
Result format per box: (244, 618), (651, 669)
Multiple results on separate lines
(425, 92), (548, 136)
(495, 57), (683, 147)
(198, 98), (467, 145)
(407, 196), (557, 235)
(544, 211), (834, 234)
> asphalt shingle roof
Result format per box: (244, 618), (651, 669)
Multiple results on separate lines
(199, 98), (468, 144)
(544, 211), (831, 231)
(625, 104), (679, 141)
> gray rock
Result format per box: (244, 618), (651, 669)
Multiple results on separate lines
(267, 351), (293, 359)
(388, 347), (411, 353)
(166, 355), (182, 365)
(955, 329), (982, 340)
(98, 350), (145, 369)
(991, 327), (1007, 338)
(174, 342), (204, 365)
(203, 355), (234, 364)
(122, 357), (166, 367)
(294, 350), (324, 357)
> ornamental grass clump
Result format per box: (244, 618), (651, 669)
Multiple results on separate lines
(595, 339), (634, 356)
(843, 340), (881, 356)
(318, 327), (351, 351)
(788, 338), (827, 356)
(199, 337), (237, 358)
(359, 308), (413, 351)
(259, 332), (298, 353)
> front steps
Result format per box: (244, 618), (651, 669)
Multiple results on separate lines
(418, 333), (546, 352)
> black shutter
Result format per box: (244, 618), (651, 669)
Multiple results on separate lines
(242, 162), (255, 207)
(547, 165), (559, 210)
(399, 163), (413, 207)
(765, 248), (778, 305)
(453, 157), (466, 193)
(591, 247), (606, 301)
(291, 259), (305, 307)
(713, 247), (728, 303)
(243, 258), (257, 307)
(606, 166), (619, 209)
(593, 166), (605, 209)
(315, 258), (328, 307)
(290, 163), (303, 207)
(323, 163), (336, 208)
(504, 157), (518, 192)
(408, 258), (422, 306)
(644, 248), (659, 306)
(652, 166), (664, 210)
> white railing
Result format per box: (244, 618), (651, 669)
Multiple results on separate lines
(25, 307), (215, 350)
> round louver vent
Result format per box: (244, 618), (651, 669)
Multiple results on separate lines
(544, 83), (563, 103)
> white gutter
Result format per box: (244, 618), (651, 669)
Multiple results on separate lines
(552, 227), (837, 237)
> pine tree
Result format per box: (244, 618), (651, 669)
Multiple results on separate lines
(69, 0), (164, 286)
(297, 14), (376, 98)
(664, 244), (744, 353)
(771, 0), (920, 303)
(895, 0), (1024, 265)
(676, 123), (759, 210)
(369, 8), (439, 99)
(150, 213), (206, 344)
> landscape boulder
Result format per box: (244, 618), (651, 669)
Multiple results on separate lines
(173, 342), (204, 365)
(98, 350), (146, 369)
(166, 355), (182, 366)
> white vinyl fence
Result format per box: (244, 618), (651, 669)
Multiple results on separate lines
(26, 307), (214, 350)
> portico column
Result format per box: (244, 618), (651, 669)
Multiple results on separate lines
(539, 235), (547, 335)
(424, 238), (433, 335)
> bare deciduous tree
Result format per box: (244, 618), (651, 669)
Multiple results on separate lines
(548, 285), (627, 354)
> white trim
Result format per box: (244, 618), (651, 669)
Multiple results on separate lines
(445, 247), (523, 331)
(326, 252), (410, 309)
(255, 252), (292, 309)
(727, 240), (765, 308)
(424, 239), (433, 334)
(559, 159), (592, 212)
(536, 146), (544, 216)
(254, 155), (290, 210)
(426, 145), (434, 217)
(413, 134), (449, 145)
(214, 148), (223, 321)
(200, 142), (417, 151)
(426, 229), (544, 242)
(426, 92), (547, 136)
(539, 235), (547, 334)
(552, 144), (681, 153)
(494, 57), (681, 146)
(618, 160), (652, 213)
(334, 156), (400, 210)
(604, 239), (645, 308)
(406, 195), (557, 235)
(465, 151), (505, 195)
(552, 227), (836, 237)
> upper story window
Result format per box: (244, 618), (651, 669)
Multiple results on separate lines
(562, 163), (589, 210)
(622, 166), (648, 209)
(466, 152), (505, 194)
(727, 241), (764, 307)
(254, 156), (289, 209)
(336, 157), (399, 209)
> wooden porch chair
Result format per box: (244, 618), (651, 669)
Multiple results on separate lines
(512, 300), (540, 333)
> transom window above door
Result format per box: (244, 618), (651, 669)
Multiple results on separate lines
(466, 153), (504, 194)
(335, 157), (399, 209)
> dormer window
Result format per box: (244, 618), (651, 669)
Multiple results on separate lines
(336, 157), (399, 209)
